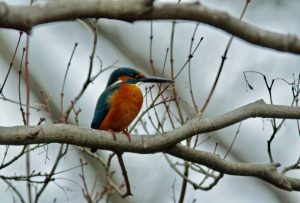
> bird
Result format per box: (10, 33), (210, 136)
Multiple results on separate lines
(90, 67), (173, 152)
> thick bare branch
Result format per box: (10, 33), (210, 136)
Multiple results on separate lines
(0, 100), (300, 152)
(1, 100), (300, 191)
(0, 1), (299, 54)
(167, 145), (300, 191)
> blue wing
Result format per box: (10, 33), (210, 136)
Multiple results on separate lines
(91, 85), (120, 129)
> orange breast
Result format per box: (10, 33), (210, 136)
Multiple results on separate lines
(98, 83), (143, 131)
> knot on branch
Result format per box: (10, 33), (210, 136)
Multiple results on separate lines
(26, 129), (40, 140)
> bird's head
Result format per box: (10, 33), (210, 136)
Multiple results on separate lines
(106, 67), (173, 87)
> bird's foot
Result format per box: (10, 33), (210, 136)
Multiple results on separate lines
(108, 129), (117, 140)
(122, 130), (131, 141)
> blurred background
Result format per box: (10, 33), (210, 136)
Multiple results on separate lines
(1, 0), (300, 202)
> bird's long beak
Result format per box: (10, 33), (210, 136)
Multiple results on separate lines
(140, 76), (174, 83)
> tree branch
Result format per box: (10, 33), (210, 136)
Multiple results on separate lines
(0, 100), (300, 152)
(0, 0), (299, 54)
(1, 100), (300, 191)
(167, 145), (299, 191)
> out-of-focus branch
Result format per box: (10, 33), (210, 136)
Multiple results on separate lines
(0, 0), (299, 54)
(2, 178), (26, 203)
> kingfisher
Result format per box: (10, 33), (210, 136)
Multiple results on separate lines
(91, 67), (173, 151)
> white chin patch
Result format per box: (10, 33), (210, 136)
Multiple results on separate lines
(112, 80), (143, 86)
(112, 80), (123, 85)
(136, 82), (144, 86)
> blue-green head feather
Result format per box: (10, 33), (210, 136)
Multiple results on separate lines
(106, 67), (144, 87)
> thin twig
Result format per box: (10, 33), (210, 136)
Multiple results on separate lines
(64, 19), (98, 120)
(0, 31), (23, 94)
(223, 122), (242, 160)
(79, 158), (93, 203)
(149, 20), (156, 75)
(282, 156), (300, 174)
(25, 32), (32, 203)
(243, 71), (293, 163)
(130, 37), (203, 132)
(60, 42), (78, 123)
(116, 153), (132, 197)
(2, 179), (26, 203)
(200, 0), (251, 114)
(188, 23), (200, 112)
(169, 6), (184, 125)
(18, 47), (26, 125)
(34, 144), (69, 203)
(1, 145), (47, 170)
(0, 93), (40, 110)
